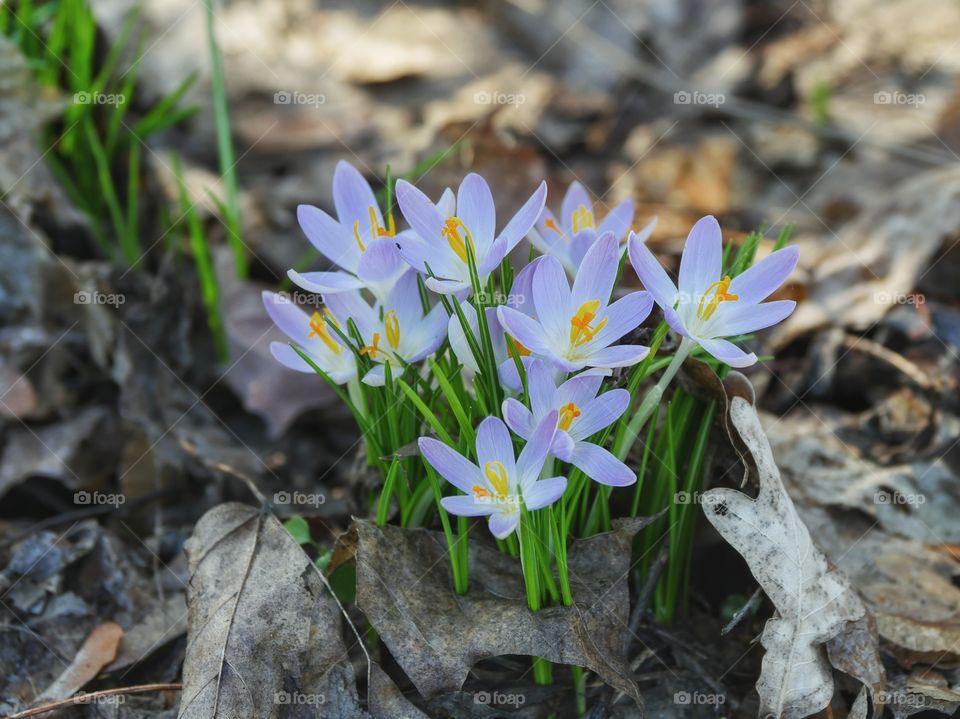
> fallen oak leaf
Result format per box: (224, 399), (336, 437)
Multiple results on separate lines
(702, 396), (867, 719)
(351, 517), (654, 708)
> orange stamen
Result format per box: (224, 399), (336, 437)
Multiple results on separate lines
(696, 276), (739, 321)
(359, 332), (382, 358)
(307, 311), (342, 354)
(569, 300), (608, 347)
(558, 402), (581, 431)
(441, 216), (475, 263)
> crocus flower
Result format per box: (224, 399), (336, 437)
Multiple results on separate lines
(419, 412), (567, 539)
(288, 161), (409, 304)
(531, 181), (656, 275)
(324, 271), (447, 386)
(395, 173), (547, 295)
(503, 360), (634, 486)
(261, 291), (357, 383)
(497, 233), (654, 372)
(628, 215), (798, 368)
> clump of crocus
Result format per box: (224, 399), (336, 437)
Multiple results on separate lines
(497, 233), (653, 372)
(419, 412), (567, 539)
(263, 164), (800, 631)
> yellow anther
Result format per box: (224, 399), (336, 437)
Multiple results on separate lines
(353, 206), (395, 253)
(569, 299), (608, 347)
(307, 311), (343, 355)
(696, 276), (739, 321)
(571, 204), (595, 235)
(384, 309), (400, 350)
(483, 460), (510, 498)
(359, 332), (382, 359)
(441, 216), (475, 264)
(558, 402), (581, 431)
(352, 220), (366, 252)
(369, 206), (396, 238)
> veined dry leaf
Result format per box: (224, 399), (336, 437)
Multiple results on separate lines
(702, 397), (867, 719)
(178, 503), (366, 719)
(352, 517), (653, 708)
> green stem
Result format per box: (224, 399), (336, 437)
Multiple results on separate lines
(615, 338), (693, 461)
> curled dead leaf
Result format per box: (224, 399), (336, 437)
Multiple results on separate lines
(351, 517), (654, 708)
(703, 396), (869, 718)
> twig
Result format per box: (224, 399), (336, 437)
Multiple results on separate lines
(721, 586), (764, 636)
(5, 683), (182, 718)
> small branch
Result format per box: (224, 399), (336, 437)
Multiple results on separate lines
(7, 683), (182, 718)
(721, 586), (764, 636)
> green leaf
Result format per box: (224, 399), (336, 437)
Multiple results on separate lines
(283, 515), (312, 545)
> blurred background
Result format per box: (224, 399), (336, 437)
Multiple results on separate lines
(3, 0), (960, 715)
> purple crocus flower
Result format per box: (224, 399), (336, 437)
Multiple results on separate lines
(497, 233), (654, 372)
(503, 360), (634, 486)
(394, 173), (547, 295)
(288, 161), (409, 304)
(324, 271), (447, 386)
(419, 412), (567, 539)
(261, 291), (357, 383)
(531, 181), (655, 275)
(628, 215), (798, 368)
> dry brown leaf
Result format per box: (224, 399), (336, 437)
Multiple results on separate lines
(352, 517), (653, 708)
(35, 622), (123, 704)
(178, 503), (366, 719)
(772, 165), (960, 348)
(107, 594), (187, 673)
(702, 396), (868, 719)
